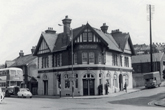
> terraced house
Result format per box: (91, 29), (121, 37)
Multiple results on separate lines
(34, 16), (135, 96)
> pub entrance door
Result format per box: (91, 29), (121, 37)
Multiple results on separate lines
(83, 73), (95, 96)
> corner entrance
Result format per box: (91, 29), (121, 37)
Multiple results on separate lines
(83, 73), (95, 96)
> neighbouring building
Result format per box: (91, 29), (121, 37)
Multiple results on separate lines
(133, 43), (165, 55)
(132, 52), (165, 87)
(34, 16), (135, 96)
(6, 47), (38, 95)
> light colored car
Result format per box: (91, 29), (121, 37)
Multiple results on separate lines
(17, 88), (32, 98)
(0, 87), (5, 103)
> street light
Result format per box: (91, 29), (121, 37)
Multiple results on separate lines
(58, 24), (74, 98)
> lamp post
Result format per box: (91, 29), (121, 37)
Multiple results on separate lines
(58, 24), (74, 98)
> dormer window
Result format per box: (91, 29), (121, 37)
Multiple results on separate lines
(83, 33), (87, 42)
(75, 28), (101, 43)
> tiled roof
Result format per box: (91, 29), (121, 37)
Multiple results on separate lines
(111, 32), (129, 51)
(10, 54), (37, 66)
(53, 26), (85, 52)
(93, 28), (121, 52)
(42, 32), (57, 52)
(35, 23), (134, 55)
(132, 52), (164, 63)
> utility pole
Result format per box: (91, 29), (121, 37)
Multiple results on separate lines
(147, 4), (154, 72)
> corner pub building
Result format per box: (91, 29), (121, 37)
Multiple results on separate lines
(34, 16), (135, 96)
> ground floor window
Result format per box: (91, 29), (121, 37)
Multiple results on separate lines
(64, 74), (70, 88)
(113, 74), (118, 87)
(125, 74), (129, 86)
(75, 74), (78, 88)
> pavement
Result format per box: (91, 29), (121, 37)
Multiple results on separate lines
(32, 82), (165, 107)
(32, 86), (144, 99)
(8, 84), (165, 107)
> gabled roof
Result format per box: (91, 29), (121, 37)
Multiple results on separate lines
(10, 54), (37, 67)
(35, 23), (134, 55)
(111, 31), (135, 54)
(132, 52), (164, 63)
(42, 32), (57, 52)
(34, 32), (57, 55)
(53, 25), (85, 52)
(93, 28), (121, 52)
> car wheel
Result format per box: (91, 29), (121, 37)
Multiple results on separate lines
(30, 96), (32, 98)
(22, 95), (24, 98)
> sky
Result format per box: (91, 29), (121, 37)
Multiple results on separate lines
(0, 0), (165, 64)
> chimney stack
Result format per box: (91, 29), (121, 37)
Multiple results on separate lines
(100, 23), (108, 33)
(62, 15), (72, 36)
(31, 46), (36, 54)
(19, 50), (24, 57)
(45, 27), (56, 34)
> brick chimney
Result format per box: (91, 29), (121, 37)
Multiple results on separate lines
(62, 15), (72, 36)
(45, 27), (56, 34)
(100, 23), (108, 33)
(31, 46), (36, 54)
(19, 50), (24, 57)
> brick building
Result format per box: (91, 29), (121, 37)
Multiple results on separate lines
(34, 16), (135, 96)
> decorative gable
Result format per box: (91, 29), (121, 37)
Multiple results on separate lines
(37, 39), (50, 54)
(74, 26), (101, 43)
(124, 40), (131, 54)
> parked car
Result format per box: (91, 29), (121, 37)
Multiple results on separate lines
(17, 88), (32, 98)
(0, 87), (5, 103)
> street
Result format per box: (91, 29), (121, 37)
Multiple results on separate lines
(0, 86), (165, 110)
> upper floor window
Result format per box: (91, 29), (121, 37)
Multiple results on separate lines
(74, 53), (77, 64)
(83, 33), (87, 42)
(88, 32), (93, 42)
(53, 54), (56, 67)
(124, 57), (129, 67)
(89, 52), (95, 64)
(75, 28), (101, 43)
(82, 52), (96, 64)
(120, 56), (122, 67)
(112, 54), (118, 66)
(82, 52), (88, 64)
(98, 53), (102, 64)
(42, 56), (49, 68)
(57, 54), (62, 67)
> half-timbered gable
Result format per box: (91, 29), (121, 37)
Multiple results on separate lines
(38, 38), (50, 54)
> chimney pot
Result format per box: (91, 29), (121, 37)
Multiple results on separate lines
(31, 46), (36, 54)
(100, 23), (108, 33)
(45, 27), (56, 34)
(19, 50), (24, 57)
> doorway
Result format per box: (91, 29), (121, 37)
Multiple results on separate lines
(83, 79), (95, 95)
(119, 74), (123, 91)
(83, 73), (95, 96)
(43, 80), (48, 95)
